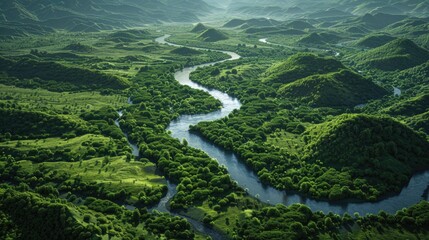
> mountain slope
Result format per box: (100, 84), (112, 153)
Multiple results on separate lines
(355, 34), (397, 48)
(263, 53), (345, 85)
(303, 114), (429, 198)
(0, 0), (214, 35)
(354, 38), (429, 71)
(278, 70), (387, 107)
(198, 28), (228, 42)
(191, 23), (208, 33)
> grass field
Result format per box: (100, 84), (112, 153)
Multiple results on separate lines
(17, 156), (166, 202)
(0, 84), (127, 115)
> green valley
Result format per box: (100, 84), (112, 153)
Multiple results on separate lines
(1, 1), (429, 240)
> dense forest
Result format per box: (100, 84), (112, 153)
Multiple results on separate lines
(1, 0), (429, 239)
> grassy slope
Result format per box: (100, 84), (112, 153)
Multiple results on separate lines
(0, 84), (126, 114)
(16, 156), (166, 203)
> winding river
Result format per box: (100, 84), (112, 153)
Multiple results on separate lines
(156, 34), (429, 216)
(115, 34), (428, 237)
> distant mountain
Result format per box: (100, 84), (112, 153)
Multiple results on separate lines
(284, 20), (314, 30)
(0, 0), (214, 35)
(354, 38), (429, 71)
(347, 0), (429, 17)
(341, 13), (408, 30)
(244, 26), (305, 36)
(191, 23), (209, 33)
(198, 28), (228, 42)
(307, 8), (353, 20)
(298, 32), (342, 45)
(278, 69), (387, 107)
(355, 34), (397, 48)
(220, 0), (429, 21)
(223, 18), (280, 28)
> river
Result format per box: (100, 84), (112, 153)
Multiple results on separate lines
(156, 34), (429, 216)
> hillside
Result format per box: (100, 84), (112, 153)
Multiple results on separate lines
(223, 18), (280, 28)
(355, 34), (397, 48)
(170, 47), (203, 56)
(263, 53), (345, 85)
(63, 43), (94, 53)
(284, 20), (314, 30)
(198, 28), (229, 42)
(406, 111), (429, 135)
(1, 58), (130, 91)
(106, 29), (151, 43)
(303, 114), (429, 197)
(298, 32), (326, 44)
(191, 23), (208, 33)
(278, 69), (387, 107)
(0, 0), (214, 35)
(298, 32), (341, 44)
(0, 108), (89, 140)
(354, 38), (429, 71)
(384, 93), (429, 116)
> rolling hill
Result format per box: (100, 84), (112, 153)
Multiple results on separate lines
(191, 23), (209, 33)
(354, 38), (429, 71)
(223, 18), (280, 28)
(303, 114), (429, 197)
(278, 69), (387, 107)
(355, 34), (397, 48)
(170, 47), (203, 56)
(298, 32), (342, 45)
(263, 53), (345, 85)
(284, 20), (314, 30)
(198, 28), (229, 42)
(0, 57), (130, 91)
(0, 0), (214, 35)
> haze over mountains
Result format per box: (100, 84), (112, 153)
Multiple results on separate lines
(0, 0), (214, 34)
(209, 0), (429, 19)
(2, 0), (428, 30)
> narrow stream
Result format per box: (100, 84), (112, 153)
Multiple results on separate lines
(115, 97), (224, 239)
(156, 34), (429, 216)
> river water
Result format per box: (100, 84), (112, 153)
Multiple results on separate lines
(156, 34), (429, 216)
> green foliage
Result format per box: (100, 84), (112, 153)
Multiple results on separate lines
(107, 29), (151, 43)
(355, 34), (397, 48)
(0, 189), (102, 240)
(191, 23), (208, 33)
(278, 69), (387, 107)
(0, 108), (89, 140)
(198, 28), (229, 42)
(63, 43), (94, 53)
(263, 53), (345, 86)
(170, 47), (203, 56)
(303, 114), (429, 199)
(1, 58), (129, 91)
(384, 93), (429, 116)
(353, 38), (429, 71)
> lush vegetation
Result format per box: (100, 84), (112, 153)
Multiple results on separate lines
(278, 69), (387, 107)
(1, 3), (429, 239)
(198, 28), (229, 42)
(353, 38), (429, 71)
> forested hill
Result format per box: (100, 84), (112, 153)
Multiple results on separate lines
(0, 0), (214, 34)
